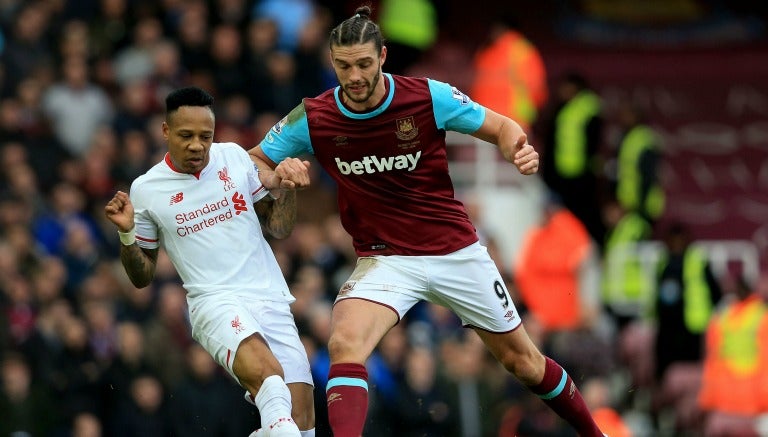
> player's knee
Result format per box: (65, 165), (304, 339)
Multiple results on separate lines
(327, 332), (361, 361)
(292, 404), (315, 430)
(500, 350), (543, 385)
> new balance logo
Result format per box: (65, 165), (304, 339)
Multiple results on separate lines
(170, 192), (184, 205)
(335, 151), (421, 175)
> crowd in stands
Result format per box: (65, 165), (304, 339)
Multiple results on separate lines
(1, 0), (766, 436)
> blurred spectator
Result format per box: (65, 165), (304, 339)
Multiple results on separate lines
(111, 17), (164, 87)
(147, 39), (189, 109)
(32, 182), (102, 258)
(174, 0), (212, 73)
(252, 0), (316, 53)
(98, 321), (155, 430)
(654, 223), (722, 381)
(698, 273), (768, 437)
(209, 23), (249, 99)
(386, 345), (458, 437)
(41, 55), (115, 157)
(110, 374), (171, 437)
(49, 315), (102, 426)
(470, 12), (547, 133)
(168, 344), (256, 436)
(142, 282), (193, 389)
(3, 274), (36, 347)
(18, 297), (72, 384)
(601, 202), (654, 328)
(112, 80), (154, 137)
(72, 410), (103, 437)
(378, 0), (438, 75)
(611, 100), (665, 224)
(0, 352), (58, 436)
(81, 299), (119, 364)
(583, 377), (632, 437)
(89, 0), (132, 58)
(539, 72), (608, 248)
(515, 193), (602, 333)
(0, 2), (54, 98)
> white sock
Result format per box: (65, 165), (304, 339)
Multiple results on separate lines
(254, 375), (294, 429)
(300, 429), (315, 437)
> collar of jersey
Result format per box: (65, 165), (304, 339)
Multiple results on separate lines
(333, 73), (394, 120)
(164, 152), (204, 179)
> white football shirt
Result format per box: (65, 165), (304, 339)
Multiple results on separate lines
(130, 142), (293, 302)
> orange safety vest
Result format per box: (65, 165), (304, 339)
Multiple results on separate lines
(592, 408), (632, 437)
(698, 295), (768, 415)
(471, 30), (548, 131)
(514, 209), (591, 330)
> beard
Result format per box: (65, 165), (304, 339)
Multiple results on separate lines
(340, 67), (382, 104)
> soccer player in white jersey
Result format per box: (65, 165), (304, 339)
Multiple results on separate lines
(104, 87), (314, 437)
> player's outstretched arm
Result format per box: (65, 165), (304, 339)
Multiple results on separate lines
(471, 107), (540, 175)
(253, 157), (310, 239)
(249, 146), (312, 191)
(104, 191), (158, 288)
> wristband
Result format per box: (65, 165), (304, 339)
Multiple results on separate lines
(118, 227), (136, 246)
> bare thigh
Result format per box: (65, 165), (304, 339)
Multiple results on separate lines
(328, 298), (399, 364)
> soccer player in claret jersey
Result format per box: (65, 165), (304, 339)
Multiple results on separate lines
(105, 87), (316, 437)
(248, 6), (607, 437)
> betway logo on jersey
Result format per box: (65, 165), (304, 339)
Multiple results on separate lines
(335, 151), (421, 175)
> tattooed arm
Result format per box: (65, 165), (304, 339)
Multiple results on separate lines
(255, 191), (297, 239)
(105, 190), (158, 288)
(250, 154), (310, 239)
(119, 244), (158, 288)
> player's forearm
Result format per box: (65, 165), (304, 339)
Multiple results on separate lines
(119, 243), (157, 288)
(496, 117), (527, 163)
(263, 190), (297, 239)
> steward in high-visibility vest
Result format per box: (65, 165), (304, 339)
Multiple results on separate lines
(471, 27), (548, 132)
(699, 292), (768, 415)
(616, 113), (665, 221)
(515, 206), (595, 331)
(541, 73), (606, 248)
(601, 209), (654, 324)
(654, 231), (722, 379)
(378, 0), (437, 74)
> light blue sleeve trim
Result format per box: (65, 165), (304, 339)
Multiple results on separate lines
(537, 370), (568, 400)
(259, 111), (313, 162)
(326, 377), (369, 392)
(428, 78), (486, 134)
(333, 73), (395, 120)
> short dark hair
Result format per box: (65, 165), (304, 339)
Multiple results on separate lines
(328, 5), (383, 54)
(165, 87), (214, 116)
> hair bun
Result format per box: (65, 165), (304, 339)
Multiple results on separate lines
(354, 5), (371, 19)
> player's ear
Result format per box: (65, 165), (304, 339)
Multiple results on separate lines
(380, 45), (387, 66)
(162, 121), (170, 141)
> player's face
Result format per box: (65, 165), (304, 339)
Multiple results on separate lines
(162, 106), (215, 174)
(330, 42), (387, 109)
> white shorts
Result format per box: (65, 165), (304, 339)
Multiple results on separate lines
(337, 242), (522, 333)
(188, 293), (313, 387)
